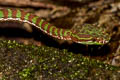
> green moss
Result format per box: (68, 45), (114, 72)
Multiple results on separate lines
(0, 40), (119, 80)
(19, 66), (37, 79)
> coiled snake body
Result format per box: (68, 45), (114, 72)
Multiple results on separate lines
(0, 8), (110, 45)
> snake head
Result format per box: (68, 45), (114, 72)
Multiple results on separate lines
(71, 24), (110, 45)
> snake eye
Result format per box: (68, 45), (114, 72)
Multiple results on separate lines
(92, 37), (102, 44)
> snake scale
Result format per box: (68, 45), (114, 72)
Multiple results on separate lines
(0, 8), (110, 45)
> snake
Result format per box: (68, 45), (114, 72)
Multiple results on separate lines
(0, 8), (110, 45)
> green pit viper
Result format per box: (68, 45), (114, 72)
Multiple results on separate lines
(0, 8), (110, 45)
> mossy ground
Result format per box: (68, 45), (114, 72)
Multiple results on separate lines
(0, 40), (119, 80)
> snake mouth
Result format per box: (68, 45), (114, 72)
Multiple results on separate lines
(94, 37), (109, 44)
